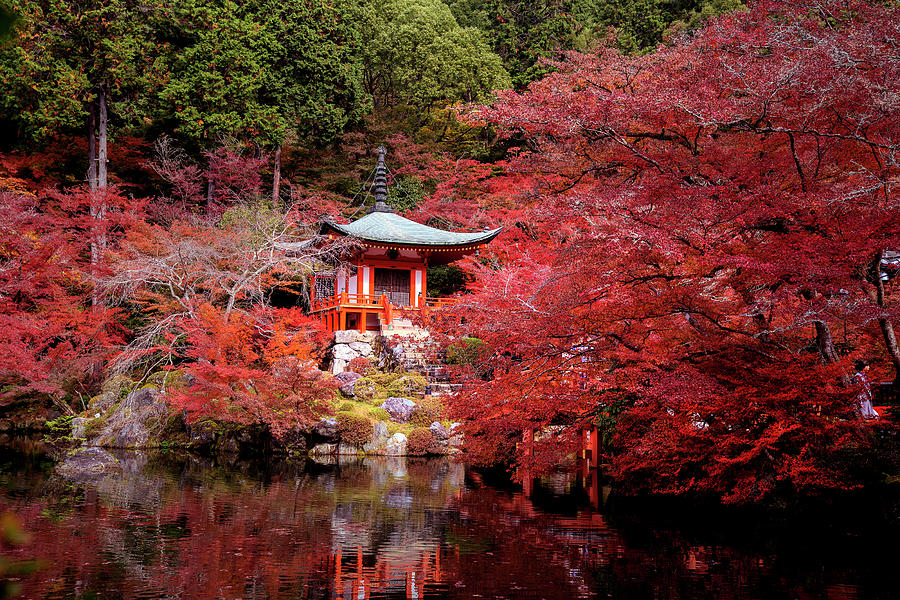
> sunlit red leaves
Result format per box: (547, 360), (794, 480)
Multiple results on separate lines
(436, 0), (900, 502)
(171, 304), (336, 438)
(0, 186), (127, 400)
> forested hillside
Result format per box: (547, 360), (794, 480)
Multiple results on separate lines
(1, 0), (898, 504)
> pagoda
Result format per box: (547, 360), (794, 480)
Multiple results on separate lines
(310, 147), (501, 332)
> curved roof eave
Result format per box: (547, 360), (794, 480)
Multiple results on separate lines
(319, 212), (502, 248)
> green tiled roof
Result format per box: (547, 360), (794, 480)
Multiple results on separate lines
(321, 212), (502, 247)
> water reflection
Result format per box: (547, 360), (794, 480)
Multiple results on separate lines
(0, 439), (896, 599)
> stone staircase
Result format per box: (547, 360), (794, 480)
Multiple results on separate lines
(378, 317), (460, 396)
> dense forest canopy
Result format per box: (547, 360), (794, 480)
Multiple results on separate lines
(0, 0), (898, 503)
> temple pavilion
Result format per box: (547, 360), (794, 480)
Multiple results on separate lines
(310, 147), (501, 332)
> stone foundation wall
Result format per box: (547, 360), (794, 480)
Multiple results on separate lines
(329, 330), (378, 374)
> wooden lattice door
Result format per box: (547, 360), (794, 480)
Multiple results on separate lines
(374, 268), (410, 306)
(314, 274), (335, 301)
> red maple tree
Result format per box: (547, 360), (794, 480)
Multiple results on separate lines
(436, 0), (900, 502)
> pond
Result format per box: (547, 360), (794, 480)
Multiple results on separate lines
(0, 438), (897, 599)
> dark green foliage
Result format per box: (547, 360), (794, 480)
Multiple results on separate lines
(446, 337), (488, 366)
(344, 0), (511, 108)
(442, 0), (743, 87)
(425, 264), (470, 298)
(158, 0), (367, 148)
(0, 0), (160, 143)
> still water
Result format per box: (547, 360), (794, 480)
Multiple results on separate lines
(0, 439), (897, 599)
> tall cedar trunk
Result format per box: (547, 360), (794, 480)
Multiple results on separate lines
(272, 145), (282, 205)
(87, 106), (97, 191)
(87, 104), (99, 275)
(801, 289), (850, 386)
(96, 85), (108, 255)
(866, 251), (900, 383)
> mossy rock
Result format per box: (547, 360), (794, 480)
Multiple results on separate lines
(352, 372), (427, 403)
(386, 374), (427, 399)
(367, 407), (390, 420)
(100, 374), (134, 399)
(82, 415), (109, 440)
(87, 392), (117, 413)
(350, 378), (380, 403)
(144, 369), (190, 392)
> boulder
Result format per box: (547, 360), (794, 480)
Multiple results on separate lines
(337, 441), (362, 455)
(332, 343), (358, 362)
(273, 427), (308, 455)
(310, 443), (337, 456)
(351, 378), (378, 402)
(362, 421), (390, 453)
(331, 358), (348, 375)
(70, 417), (89, 439)
(381, 433), (407, 456)
(188, 421), (217, 447)
(380, 397), (416, 423)
(123, 388), (167, 416)
(88, 387), (168, 448)
(113, 421), (151, 448)
(334, 330), (362, 344)
(57, 447), (122, 480)
(429, 421), (450, 441)
(88, 392), (117, 413)
(335, 371), (363, 396)
(314, 417), (339, 439)
(348, 341), (373, 356)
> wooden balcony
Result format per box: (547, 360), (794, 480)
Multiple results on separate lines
(310, 293), (458, 332)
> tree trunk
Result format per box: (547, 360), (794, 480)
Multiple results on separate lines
(272, 145), (282, 205)
(97, 85), (108, 190)
(801, 289), (849, 386)
(865, 251), (900, 383)
(87, 106), (97, 191)
(87, 104), (99, 279)
(95, 85), (109, 272)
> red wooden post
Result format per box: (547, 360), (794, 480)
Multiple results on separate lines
(335, 550), (343, 594)
(522, 428), (535, 498)
(587, 471), (600, 508)
(590, 425), (600, 469)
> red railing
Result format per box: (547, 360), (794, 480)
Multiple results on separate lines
(311, 293), (460, 313)
(424, 296), (459, 309)
(310, 293), (383, 313)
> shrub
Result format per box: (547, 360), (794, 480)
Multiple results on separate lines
(386, 374), (427, 398)
(409, 395), (444, 427)
(338, 401), (355, 412)
(347, 357), (372, 374)
(407, 428), (436, 455)
(352, 372), (427, 404)
(337, 412), (373, 446)
(446, 337), (488, 366)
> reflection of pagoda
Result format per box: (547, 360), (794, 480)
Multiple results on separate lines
(326, 545), (447, 599)
(310, 147), (501, 332)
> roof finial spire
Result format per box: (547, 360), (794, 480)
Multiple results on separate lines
(369, 145), (393, 214)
